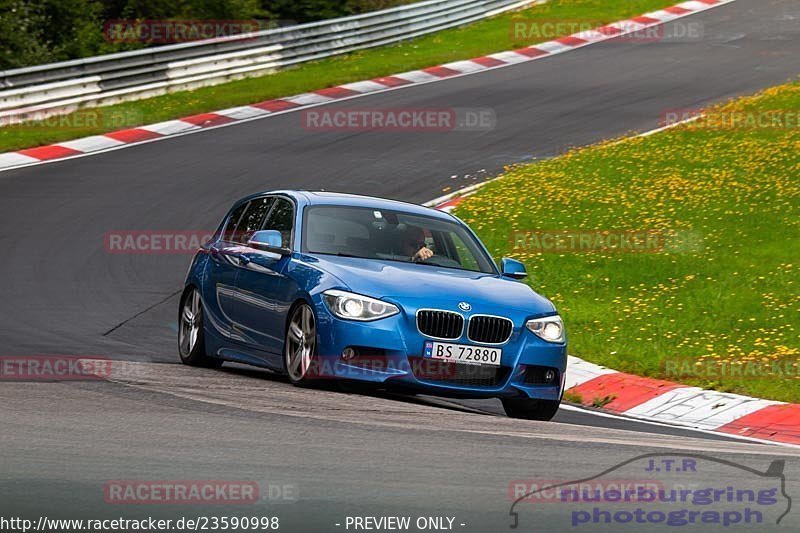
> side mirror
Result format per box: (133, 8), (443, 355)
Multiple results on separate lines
(501, 257), (527, 279)
(248, 230), (291, 256)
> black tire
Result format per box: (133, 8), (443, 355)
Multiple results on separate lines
(501, 398), (560, 420)
(283, 302), (319, 386)
(178, 287), (223, 368)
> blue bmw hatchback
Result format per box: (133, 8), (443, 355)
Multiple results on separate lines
(179, 190), (567, 420)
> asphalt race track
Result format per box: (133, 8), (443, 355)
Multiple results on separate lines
(2, 0), (800, 529)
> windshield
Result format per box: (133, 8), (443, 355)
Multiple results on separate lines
(303, 205), (496, 274)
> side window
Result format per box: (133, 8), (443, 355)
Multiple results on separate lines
(222, 202), (248, 242)
(262, 198), (294, 247)
(231, 197), (274, 244)
(449, 233), (480, 272)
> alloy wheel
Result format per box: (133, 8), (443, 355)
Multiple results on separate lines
(179, 289), (201, 356)
(286, 304), (317, 382)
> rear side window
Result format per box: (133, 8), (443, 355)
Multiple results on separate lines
(262, 198), (294, 247)
(237, 197), (274, 242)
(223, 197), (274, 243)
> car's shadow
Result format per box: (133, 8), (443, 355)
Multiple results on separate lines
(215, 362), (505, 416)
(210, 363), (759, 440)
(159, 360), (742, 440)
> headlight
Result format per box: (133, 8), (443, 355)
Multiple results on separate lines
(322, 289), (399, 321)
(525, 315), (565, 343)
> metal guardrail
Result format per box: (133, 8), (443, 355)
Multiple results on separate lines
(0, 0), (539, 124)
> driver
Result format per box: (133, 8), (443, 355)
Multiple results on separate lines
(402, 226), (434, 262)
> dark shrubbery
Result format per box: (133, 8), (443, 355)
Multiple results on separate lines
(0, 0), (415, 69)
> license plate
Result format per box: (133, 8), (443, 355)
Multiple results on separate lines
(424, 341), (501, 366)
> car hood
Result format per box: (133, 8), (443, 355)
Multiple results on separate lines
(307, 254), (556, 315)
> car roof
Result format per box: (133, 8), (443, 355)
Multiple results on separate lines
(246, 190), (457, 221)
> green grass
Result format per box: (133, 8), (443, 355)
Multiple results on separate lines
(455, 81), (800, 402)
(0, 0), (677, 152)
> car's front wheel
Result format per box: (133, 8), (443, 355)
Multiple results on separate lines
(178, 287), (222, 368)
(284, 303), (319, 386)
(501, 398), (560, 421)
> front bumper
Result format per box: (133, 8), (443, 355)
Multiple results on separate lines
(312, 297), (567, 400)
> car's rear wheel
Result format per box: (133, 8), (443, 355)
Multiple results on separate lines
(284, 303), (318, 386)
(501, 398), (560, 421)
(178, 287), (222, 368)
